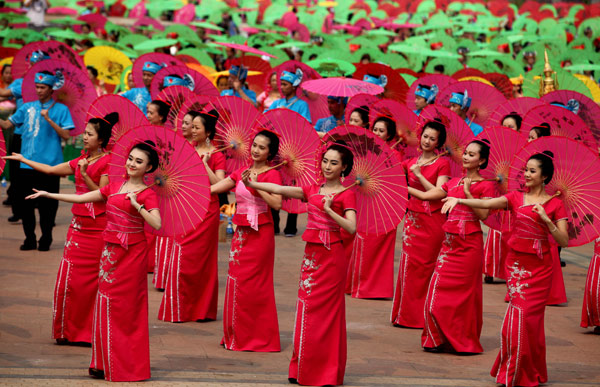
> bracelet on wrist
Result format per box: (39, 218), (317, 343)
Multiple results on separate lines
(138, 204), (145, 213)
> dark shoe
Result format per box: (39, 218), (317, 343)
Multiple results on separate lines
(88, 368), (104, 379)
(560, 260), (566, 267)
(20, 240), (37, 251)
(38, 240), (52, 251)
(593, 326), (600, 335)
(288, 378), (298, 384)
(2, 198), (11, 206)
(55, 338), (69, 345)
(8, 215), (20, 223)
(484, 275), (494, 284)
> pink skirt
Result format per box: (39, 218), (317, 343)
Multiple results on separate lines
(53, 215), (106, 343)
(581, 238), (600, 328)
(483, 229), (508, 279)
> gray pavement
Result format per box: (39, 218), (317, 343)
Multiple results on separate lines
(0, 178), (599, 386)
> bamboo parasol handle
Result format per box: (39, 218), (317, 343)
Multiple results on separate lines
(211, 143), (234, 154)
(86, 151), (109, 163)
(332, 179), (360, 197)
(471, 176), (501, 183)
(542, 190), (562, 206)
(256, 160), (288, 175)
(418, 150), (448, 167)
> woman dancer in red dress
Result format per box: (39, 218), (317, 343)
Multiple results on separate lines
(346, 116), (401, 298)
(582, 238), (600, 334)
(408, 139), (495, 353)
(390, 119), (450, 327)
(26, 141), (162, 382)
(441, 151), (568, 386)
(210, 130), (282, 351)
(158, 110), (225, 322)
(4, 113), (118, 344)
(244, 142), (356, 386)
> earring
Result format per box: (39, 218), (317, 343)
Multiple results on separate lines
(205, 137), (211, 146)
(341, 172), (345, 183)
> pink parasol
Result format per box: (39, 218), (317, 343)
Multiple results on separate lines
(108, 124), (211, 237)
(345, 93), (379, 124)
(86, 94), (149, 149)
(418, 105), (475, 177)
(406, 74), (456, 112)
(75, 13), (107, 33)
(206, 96), (260, 175)
(273, 60), (329, 123)
(129, 3), (146, 19)
(369, 98), (419, 159)
(352, 63), (410, 104)
(173, 4), (196, 24)
(150, 65), (219, 99)
(476, 126), (527, 230)
(132, 53), (185, 89)
(213, 41), (277, 58)
(301, 77), (384, 97)
(176, 94), (212, 132)
(521, 104), (597, 149)
(437, 80), (508, 127)
(487, 97), (547, 128)
(287, 22), (310, 42)
(322, 125), (409, 235)
(155, 86), (197, 131)
(22, 59), (95, 136)
(47, 7), (78, 15)
(254, 109), (321, 214)
(12, 41), (84, 79)
(133, 16), (165, 31)
(508, 136), (600, 247)
(0, 130), (5, 175)
(541, 90), (600, 144)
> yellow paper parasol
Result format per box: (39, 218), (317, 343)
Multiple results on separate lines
(84, 46), (133, 86)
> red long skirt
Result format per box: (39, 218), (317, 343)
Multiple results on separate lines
(53, 215), (106, 343)
(491, 248), (553, 387)
(346, 229), (396, 299)
(289, 241), (347, 386)
(422, 232), (484, 353)
(483, 229), (508, 279)
(152, 236), (176, 290)
(222, 224), (280, 351)
(581, 238), (600, 328)
(391, 210), (445, 328)
(158, 200), (219, 322)
(90, 241), (150, 382)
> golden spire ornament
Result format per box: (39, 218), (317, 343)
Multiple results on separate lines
(539, 49), (558, 97)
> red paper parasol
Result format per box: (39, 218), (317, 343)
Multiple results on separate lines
(154, 85), (196, 131)
(132, 53), (185, 89)
(352, 63), (409, 104)
(207, 96), (260, 175)
(322, 125), (409, 235)
(541, 90), (600, 144)
(406, 74), (456, 112)
(233, 56), (272, 96)
(487, 97), (547, 128)
(150, 65), (219, 99)
(437, 80), (508, 127)
(482, 73), (514, 100)
(22, 59), (95, 136)
(173, 4), (195, 24)
(75, 13), (107, 33)
(345, 93), (379, 125)
(287, 22), (310, 42)
(369, 98), (419, 159)
(213, 41), (277, 58)
(521, 104), (597, 149)
(176, 94), (211, 131)
(301, 77), (384, 97)
(109, 124), (211, 236)
(254, 109), (320, 214)
(86, 94), (149, 149)
(133, 16), (165, 31)
(477, 126), (527, 230)
(418, 105), (475, 177)
(273, 60), (329, 123)
(508, 136), (600, 247)
(0, 130), (5, 175)
(452, 68), (485, 80)
(47, 7), (78, 15)
(12, 41), (84, 79)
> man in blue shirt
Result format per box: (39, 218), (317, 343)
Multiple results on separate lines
(448, 91), (483, 136)
(220, 65), (257, 107)
(413, 84), (438, 116)
(314, 96), (346, 137)
(0, 70), (75, 251)
(265, 69), (311, 123)
(122, 61), (163, 114)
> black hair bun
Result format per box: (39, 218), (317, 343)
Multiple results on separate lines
(542, 150), (554, 158)
(104, 112), (120, 127)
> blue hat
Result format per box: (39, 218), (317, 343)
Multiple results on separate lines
(280, 69), (303, 87)
(415, 84), (439, 104)
(163, 74), (195, 91)
(34, 71), (64, 90)
(30, 50), (51, 64)
(551, 99), (580, 114)
(362, 74), (387, 88)
(142, 61), (164, 74)
(327, 95), (348, 105)
(449, 90), (471, 110)
(229, 65), (248, 81)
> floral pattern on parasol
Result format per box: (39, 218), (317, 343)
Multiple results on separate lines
(255, 109), (321, 214)
(108, 124), (211, 237)
(541, 90), (600, 144)
(12, 40), (84, 79)
(322, 125), (409, 235)
(22, 59), (95, 136)
(508, 136), (600, 247)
